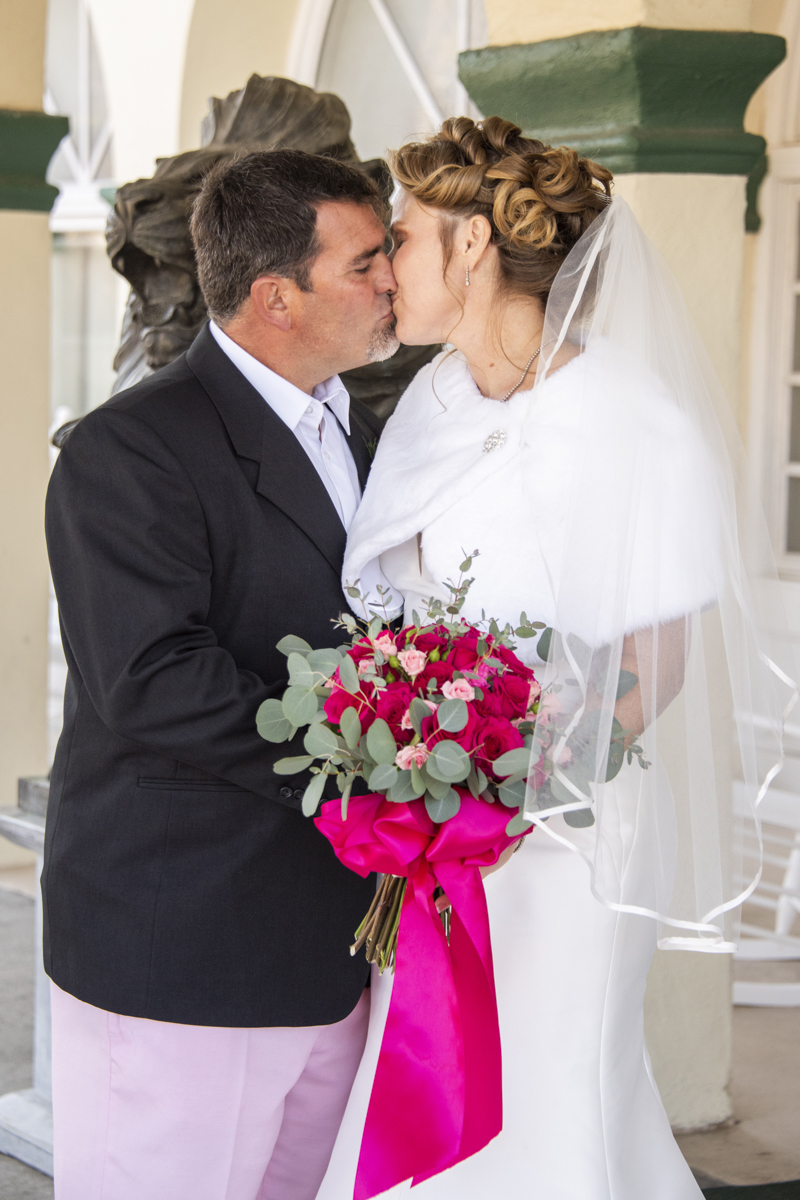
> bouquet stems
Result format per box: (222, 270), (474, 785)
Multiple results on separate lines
(350, 874), (407, 974)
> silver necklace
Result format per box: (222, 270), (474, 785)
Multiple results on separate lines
(497, 338), (556, 403)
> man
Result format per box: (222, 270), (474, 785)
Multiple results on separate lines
(43, 150), (399, 1200)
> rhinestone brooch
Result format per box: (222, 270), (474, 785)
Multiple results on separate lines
(483, 429), (507, 454)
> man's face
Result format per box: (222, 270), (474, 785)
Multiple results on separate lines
(292, 201), (399, 373)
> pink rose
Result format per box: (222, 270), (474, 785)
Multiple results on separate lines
(358, 656), (375, 677)
(537, 692), (562, 723)
(493, 673), (531, 720)
(474, 716), (525, 778)
(528, 678), (542, 709)
(374, 633), (398, 657)
(400, 699), (437, 729)
(442, 678), (475, 702)
(395, 743), (431, 770)
(398, 648), (428, 678)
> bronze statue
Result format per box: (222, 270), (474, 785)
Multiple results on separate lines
(104, 75), (436, 417)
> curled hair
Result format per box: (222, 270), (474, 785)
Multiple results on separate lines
(391, 116), (612, 306)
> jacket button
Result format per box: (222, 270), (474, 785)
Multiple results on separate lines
(293, 789), (304, 799)
(280, 787), (292, 798)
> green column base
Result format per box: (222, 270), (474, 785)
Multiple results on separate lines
(459, 28), (786, 178)
(0, 110), (69, 213)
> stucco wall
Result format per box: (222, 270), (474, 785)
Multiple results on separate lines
(483, 0), (754, 47)
(179, 0), (300, 152)
(0, 0), (52, 867)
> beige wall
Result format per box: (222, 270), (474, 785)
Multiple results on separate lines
(483, 0), (755, 46)
(0, 0), (52, 867)
(179, 0), (300, 152)
(0, 0), (47, 110)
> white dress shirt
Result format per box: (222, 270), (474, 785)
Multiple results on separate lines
(209, 321), (400, 615)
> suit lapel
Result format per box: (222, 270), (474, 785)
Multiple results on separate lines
(186, 326), (347, 574)
(345, 404), (376, 492)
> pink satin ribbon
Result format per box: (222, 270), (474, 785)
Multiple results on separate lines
(315, 790), (519, 1199)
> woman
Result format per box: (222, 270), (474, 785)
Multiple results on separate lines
(317, 116), (785, 1199)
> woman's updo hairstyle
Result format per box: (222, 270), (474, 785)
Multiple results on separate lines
(391, 115), (613, 306)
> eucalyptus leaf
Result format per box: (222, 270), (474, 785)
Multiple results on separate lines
(564, 807), (596, 827)
(369, 763), (399, 792)
(340, 706), (362, 751)
(387, 769), (426, 803)
(409, 697), (432, 736)
(276, 634), (312, 658)
(537, 627), (553, 662)
(273, 755), (315, 775)
(425, 788), (461, 823)
(437, 698), (468, 733)
(287, 651), (317, 687)
(616, 669), (639, 700)
(420, 769), (451, 801)
(303, 723), (339, 757)
(256, 698), (293, 743)
(301, 771), (327, 817)
(282, 685), (319, 727)
(366, 718), (397, 765)
(427, 741), (471, 782)
(515, 626), (536, 638)
(492, 748), (531, 778)
(498, 777), (527, 807)
(410, 759), (426, 795)
(467, 765), (480, 799)
(506, 811), (534, 837)
(307, 648), (343, 679)
(338, 654), (361, 695)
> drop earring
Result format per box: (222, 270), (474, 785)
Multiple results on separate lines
(465, 264), (471, 287)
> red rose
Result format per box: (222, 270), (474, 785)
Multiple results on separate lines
(376, 682), (414, 740)
(448, 628), (484, 672)
(474, 716), (525, 778)
(324, 679), (376, 731)
(493, 673), (531, 720)
(413, 625), (450, 654)
(493, 643), (534, 680)
(473, 687), (503, 718)
(348, 638), (375, 666)
(415, 659), (454, 693)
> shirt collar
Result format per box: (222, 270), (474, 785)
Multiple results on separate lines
(209, 320), (351, 436)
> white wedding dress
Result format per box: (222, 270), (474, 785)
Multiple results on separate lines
(317, 343), (716, 1200)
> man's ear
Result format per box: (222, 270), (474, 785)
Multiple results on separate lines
(250, 275), (293, 332)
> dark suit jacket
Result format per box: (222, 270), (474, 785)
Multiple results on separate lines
(43, 324), (379, 1027)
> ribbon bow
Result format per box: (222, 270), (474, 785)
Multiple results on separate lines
(315, 789), (518, 1198)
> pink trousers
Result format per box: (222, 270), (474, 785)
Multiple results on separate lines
(50, 982), (370, 1200)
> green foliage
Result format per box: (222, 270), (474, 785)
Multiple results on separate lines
(437, 697), (468, 732)
(282, 686), (319, 727)
(273, 755), (315, 774)
(425, 788), (461, 822)
(409, 697), (432, 736)
(338, 654), (361, 695)
(370, 763), (399, 791)
(301, 772), (327, 817)
(256, 698), (294, 743)
(506, 810), (534, 837)
(366, 718), (398, 765)
(492, 748), (531, 778)
(339, 706), (362, 751)
(304, 724), (339, 757)
(387, 769), (426, 803)
(276, 635), (313, 657)
(427, 741), (471, 782)
(498, 777), (527, 807)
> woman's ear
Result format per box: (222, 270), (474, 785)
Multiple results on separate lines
(250, 276), (293, 332)
(462, 213), (493, 267)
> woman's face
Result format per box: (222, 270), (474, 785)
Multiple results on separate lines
(389, 191), (465, 345)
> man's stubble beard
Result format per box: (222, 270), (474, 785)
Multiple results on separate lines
(365, 316), (400, 364)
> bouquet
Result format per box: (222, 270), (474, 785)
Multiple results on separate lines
(255, 554), (649, 1198)
(256, 554), (544, 970)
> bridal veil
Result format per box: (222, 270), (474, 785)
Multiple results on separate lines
(520, 195), (795, 950)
